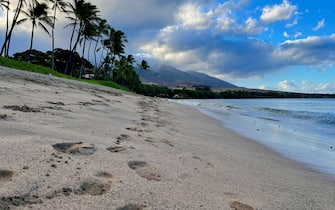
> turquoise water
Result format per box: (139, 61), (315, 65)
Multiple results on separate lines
(172, 98), (335, 176)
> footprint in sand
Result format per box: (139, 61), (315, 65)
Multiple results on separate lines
(230, 201), (254, 210)
(128, 161), (161, 181)
(3, 105), (41, 112)
(225, 192), (254, 210)
(0, 194), (43, 209)
(45, 172), (113, 200)
(74, 179), (111, 196)
(74, 172), (113, 196)
(96, 171), (113, 180)
(106, 146), (127, 153)
(161, 139), (174, 147)
(0, 170), (14, 187)
(116, 203), (146, 210)
(0, 114), (12, 120)
(117, 134), (132, 141)
(126, 127), (143, 132)
(52, 142), (96, 155)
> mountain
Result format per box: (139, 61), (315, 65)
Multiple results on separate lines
(137, 65), (237, 88)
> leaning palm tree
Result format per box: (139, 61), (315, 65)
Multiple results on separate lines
(0, 0), (9, 55)
(49, 0), (68, 70)
(1, 0), (26, 57)
(93, 18), (110, 70)
(17, 1), (52, 53)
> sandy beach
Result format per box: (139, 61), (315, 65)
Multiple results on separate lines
(0, 66), (334, 210)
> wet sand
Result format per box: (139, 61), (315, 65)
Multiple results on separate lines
(0, 66), (334, 210)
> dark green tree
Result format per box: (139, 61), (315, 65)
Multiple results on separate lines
(112, 56), (141, 89)
(49, 0), (68, 70)
(18, 1), (52, 52)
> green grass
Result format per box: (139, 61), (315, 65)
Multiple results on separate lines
(0, 56), (129, 91)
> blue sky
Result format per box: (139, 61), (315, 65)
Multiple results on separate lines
(1, 0), (335, 93)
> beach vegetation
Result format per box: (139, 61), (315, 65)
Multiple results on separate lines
(0, 0), (150, 94)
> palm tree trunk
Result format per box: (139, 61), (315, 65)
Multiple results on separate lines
(29, 21), (35, 51)
(27, 22), (36, 62)
(87, 39), (92, 61)
(1, 0), (24, 57)
(51, 6), (57, 70)
(79, 38), (87, 78)
(69, 18), (77, 51)
(3, 3), (9, 55)
(64, 18), (78, 74)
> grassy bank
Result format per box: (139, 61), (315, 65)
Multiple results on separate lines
(0, 56), (128, 91)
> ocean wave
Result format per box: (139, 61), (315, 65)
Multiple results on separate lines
(258, 107), (335, 126)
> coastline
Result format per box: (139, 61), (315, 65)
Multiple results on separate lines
(0, 67), (334, 209)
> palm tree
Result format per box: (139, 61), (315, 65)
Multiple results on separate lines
(79, 21), (97, 78)
(131, 59), (150, 91)
(93, 18), (110, 71)
(0, 0), (8, 12)
(0, 0), (9, 55)
(66, 0), (99, 53)
(64, 0), (99, 75)
(18, 1), (52, 53)
(139, 60), (150, 71)
(103, 28), (127, 65)
(1, 0), (26, 57)
(101, 28), (127, 80)
(49, 0), (68, 70)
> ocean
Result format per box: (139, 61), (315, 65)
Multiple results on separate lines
(172, 98), (335, 176)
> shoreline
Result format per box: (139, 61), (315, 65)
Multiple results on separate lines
(172, 98), (335, 177)
(1, 67), (334, 209)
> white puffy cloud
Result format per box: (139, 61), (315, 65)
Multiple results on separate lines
(313, 19), (325, 31)
(279, 35), (335, 66)
(277, 80), (335, 93)
(260, 0), (297, 24)
(175, 3), (210, 30)
(283, 31), (289, 38)
(244, 17), (263, 35)
(278, 80), (298, 90)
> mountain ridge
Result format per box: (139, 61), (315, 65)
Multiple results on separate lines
(137, 65), (237, 88)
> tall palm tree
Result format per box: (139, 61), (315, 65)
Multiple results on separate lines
(66, 0), (99, 53)
(102, 27), (127, 80)
(131, 59), (150, 91)
(93, 18), (110, 70)
(1, 0), (26, 57)
(64, 0), (99, 75)
(18, 1), (52, 52)
(103, 27), (127, 66)
(0, 0), (9, 55)
(49, 0), (68, 70)
(79, 21), (97, 78)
